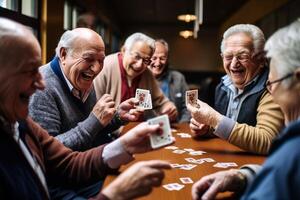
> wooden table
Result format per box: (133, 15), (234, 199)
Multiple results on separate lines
(104, 123), (266, 200)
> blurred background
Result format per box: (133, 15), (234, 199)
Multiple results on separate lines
(1, 0), (299, 105)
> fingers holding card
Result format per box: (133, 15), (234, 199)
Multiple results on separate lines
(147, 115), (173, 149)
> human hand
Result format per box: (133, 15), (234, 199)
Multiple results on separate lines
(120, 122), (174, 154)
(187, 99), (222, 129)
(190, 118), (210, 137)
(160, 101), (178, 122)
(191, 169), (247, 200)
(101, 160), (171, 200)
(118, 98), (144, 122)
(92, 94), (116, 126)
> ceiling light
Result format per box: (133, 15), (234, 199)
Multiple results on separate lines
(179, 30), (193, 39)
(177, 14), (197, 23)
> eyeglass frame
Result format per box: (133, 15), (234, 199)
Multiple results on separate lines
(220, 51), (254, 63)
(265, 73), (293, 93)
(127, 51), (151, 65)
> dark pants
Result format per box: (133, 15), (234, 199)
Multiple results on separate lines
(49, 181), (103, 200)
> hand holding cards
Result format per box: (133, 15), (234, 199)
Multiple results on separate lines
(148, 115), (173, 149)
(135, 88), (152, 110)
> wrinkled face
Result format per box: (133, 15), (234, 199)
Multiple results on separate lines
(61, 33), (105, 92)
(149, 41), (168, 78)
(268, 59), (296, 117)
(0, 35), (45, 122)
(222, 33), (261, 89)
(122, 41), (152, 80)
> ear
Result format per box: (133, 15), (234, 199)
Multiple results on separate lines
(293, 68), (300, 90)
(295, 68), (300, 80)
(59, 47), (68, 62)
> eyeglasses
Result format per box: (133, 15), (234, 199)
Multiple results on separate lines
(221, 52), (252, 63)
(265, 73), (293, 93)
(128, 52), (151, 65)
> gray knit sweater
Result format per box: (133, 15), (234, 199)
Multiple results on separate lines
(29, 62), (122, 151)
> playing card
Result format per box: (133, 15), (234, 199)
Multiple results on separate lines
(180, 177), (194, 184)
(189, 151), (206, 156)
(183, 148), (195, 152)
(177, 133), (192, 138)
(201, 158), (215, 163)
(186, 90), (198, 106)
(172, 149), (186, 154)
(180, 164), (197, 170)
(164, 146), (178, 150)
(184, 157), (196, 163)
(213, 162), (238, 168)
(163, 183), (185, 191)
(170, 163), (182, 168)
(135, 89), (152, 109)
(148, 115), (173, 149)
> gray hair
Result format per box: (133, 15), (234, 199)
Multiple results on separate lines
(55, 30), (81, 56)
(221, 24), (265, 55)
(265, 19), (300, 87)
(123, 32), (155, 54)
(155, 39), (169, 52)
(0, 18), (28, 73)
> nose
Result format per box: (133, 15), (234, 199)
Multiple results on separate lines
(34, 72), (45, 90)
(90, 60), (103, 74)
(230, 56), (240, 68)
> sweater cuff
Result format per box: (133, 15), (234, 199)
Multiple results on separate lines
(84, 113), (105, 135)
(239, 164), (262, 189)
(102, 139), (134, 169)
(213, 116), (236, 140)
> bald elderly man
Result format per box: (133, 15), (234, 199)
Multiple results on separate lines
(0, 17), (171, 200)
(29, 28), (143, 152)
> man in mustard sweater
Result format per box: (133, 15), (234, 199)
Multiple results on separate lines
(188, 24), (284, 155)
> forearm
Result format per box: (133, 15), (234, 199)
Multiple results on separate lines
(55, 114), (104, 151)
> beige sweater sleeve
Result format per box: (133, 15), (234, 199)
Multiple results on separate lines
(228, 91), (284, 155)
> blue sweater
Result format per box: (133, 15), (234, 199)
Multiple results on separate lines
(242, 120), (300, 200)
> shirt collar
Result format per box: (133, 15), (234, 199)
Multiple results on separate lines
(222, 74), (260, 96)
(59, 63), (93, 103)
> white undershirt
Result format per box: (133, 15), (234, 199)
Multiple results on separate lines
(13, 123), (49, 198)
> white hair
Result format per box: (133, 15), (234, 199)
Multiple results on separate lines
(0, 18), (29, 73)
(221, 24), (265, 55)
(155, 39), (169, 52)
(123, 32), (155, 54)
(55, 30), (81, 56)
(265, 19), (300, 87)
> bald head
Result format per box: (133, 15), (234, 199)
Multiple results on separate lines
(0, 18), (44, 122)
(57, 28), (106, 93)
(55, 28), (104, 57)
(0, 18), (41, 75)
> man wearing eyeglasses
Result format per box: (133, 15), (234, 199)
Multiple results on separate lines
(94, 33), (178, 121)
(188, 24), (284, 155)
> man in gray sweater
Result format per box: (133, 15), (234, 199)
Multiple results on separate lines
(29, 28), (144, 199)
(30, 28), (142, 152)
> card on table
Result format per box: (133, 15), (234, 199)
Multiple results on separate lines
(179, 177), (194, 184)
(163, 183), (185, 191)
(148, 114), (173, 149)
(135, 88), (152, 110)
(185, 89), (198, 106)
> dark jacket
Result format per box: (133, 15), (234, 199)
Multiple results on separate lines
(0, 117), (113, 199)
